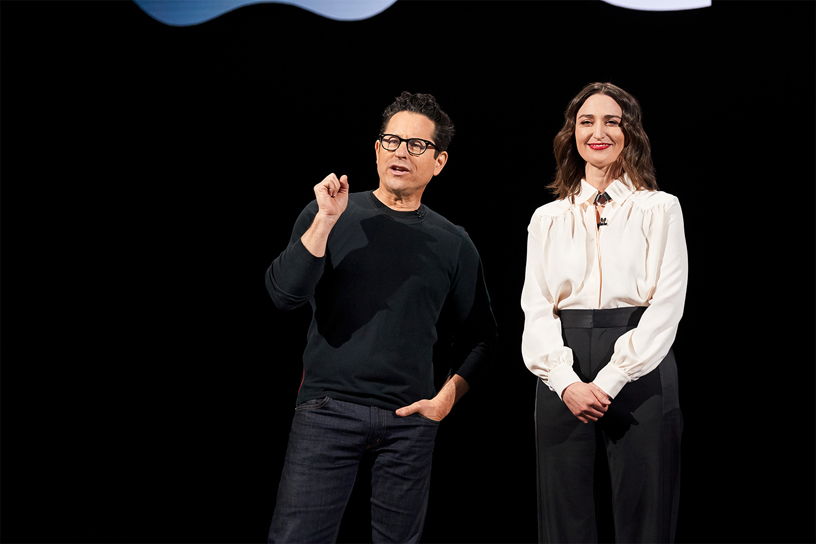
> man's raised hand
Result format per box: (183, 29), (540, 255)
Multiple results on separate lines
(314, 173), (349, 221)
(301, 174), (349, 258)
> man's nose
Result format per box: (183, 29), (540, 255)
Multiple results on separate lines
(394, 140), (410, 157)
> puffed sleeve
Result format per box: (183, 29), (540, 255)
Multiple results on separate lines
(521, 210), (583, 398)
(593, 196), (688, 398)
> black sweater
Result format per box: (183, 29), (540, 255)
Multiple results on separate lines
(266, 191), (497, 411)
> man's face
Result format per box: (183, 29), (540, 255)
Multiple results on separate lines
(375, 111), (448, 198)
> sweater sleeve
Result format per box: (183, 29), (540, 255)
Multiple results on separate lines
(438, 234), (498, 386)
(264, 201), (326, 311)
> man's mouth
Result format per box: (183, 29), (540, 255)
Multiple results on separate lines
(588, 143), (611, 150)
(390, 165), (410, 174)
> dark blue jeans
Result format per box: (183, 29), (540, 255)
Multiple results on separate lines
(268, 397), (439, 543)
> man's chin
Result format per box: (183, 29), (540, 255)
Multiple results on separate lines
(380, 176), (430, 195)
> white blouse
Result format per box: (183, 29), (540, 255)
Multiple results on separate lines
(521, 177), (688, 399)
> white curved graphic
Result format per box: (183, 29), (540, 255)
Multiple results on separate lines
(133, 0), (399, 26)
(133, 0), (710, 27)
(602, 0), (711, 10)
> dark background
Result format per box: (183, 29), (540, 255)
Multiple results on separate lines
(1, 1), (814, 543)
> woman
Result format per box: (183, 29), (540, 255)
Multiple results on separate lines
(521, 82), (687, 543)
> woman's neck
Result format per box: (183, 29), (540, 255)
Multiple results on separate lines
(583, 163), (621, 193)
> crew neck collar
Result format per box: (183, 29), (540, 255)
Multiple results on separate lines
(367, 191), (427, 221)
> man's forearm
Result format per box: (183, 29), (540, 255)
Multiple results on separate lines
(438, 374), (470, 409)
(300, 212), (338, 258)
(394, 374), (470, 421)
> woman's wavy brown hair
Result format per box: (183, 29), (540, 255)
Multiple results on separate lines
(549, 82), (657, 200)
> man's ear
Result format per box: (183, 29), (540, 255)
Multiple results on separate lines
(433, 151), (448, 176)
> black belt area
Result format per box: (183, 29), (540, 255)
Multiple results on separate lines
(558, 306), (647, 329)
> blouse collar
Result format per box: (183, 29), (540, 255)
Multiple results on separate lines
(574, 175), (635, 205)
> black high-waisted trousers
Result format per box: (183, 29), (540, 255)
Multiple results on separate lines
(535, 307), (682, 543)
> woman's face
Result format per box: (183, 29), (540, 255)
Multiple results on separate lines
(574, 93), (626, 171)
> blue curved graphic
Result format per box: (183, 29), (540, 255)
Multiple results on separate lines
(133, 0), (710, 27)
(133, 0), (399, 26)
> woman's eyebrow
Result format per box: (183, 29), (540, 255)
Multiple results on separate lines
(577, 114), (621, 119)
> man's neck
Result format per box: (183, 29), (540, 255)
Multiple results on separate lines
(372, 187), (424, 212)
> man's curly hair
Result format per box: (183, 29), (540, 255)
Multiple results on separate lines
(380, 92), (454, 157)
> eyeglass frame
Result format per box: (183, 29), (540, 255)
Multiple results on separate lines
(378, 133), (439, 156)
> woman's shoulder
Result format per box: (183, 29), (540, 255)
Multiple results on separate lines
(532, 198), (572, 218)
(527, 198), (572, 237)
(628, 189), (680, 210)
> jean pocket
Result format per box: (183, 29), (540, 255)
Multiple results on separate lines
(412, 413), (442, 425)
(295, 396), (331, 411)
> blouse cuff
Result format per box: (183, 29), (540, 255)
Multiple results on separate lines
(549, 363), (582, 400)
(593, 364), (629, 399)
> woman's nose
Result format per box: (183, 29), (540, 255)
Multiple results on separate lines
(593, 122), (605, 139)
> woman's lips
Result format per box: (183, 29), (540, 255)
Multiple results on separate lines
(588, 143), (611, 150)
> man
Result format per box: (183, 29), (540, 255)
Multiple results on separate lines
(265, 91), (497, 543)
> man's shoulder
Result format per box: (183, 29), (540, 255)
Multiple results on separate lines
(348, 191), (372, 202)
(347, 190), (374, 208)
(423, 205), (471, 239)
(421, 206), (483, 264)
(332, 190), (379, 219)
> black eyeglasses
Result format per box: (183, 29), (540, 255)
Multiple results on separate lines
(378, 134), (438, 156)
